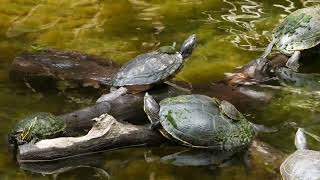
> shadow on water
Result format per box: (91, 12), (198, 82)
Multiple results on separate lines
(1, 0), (320, 179)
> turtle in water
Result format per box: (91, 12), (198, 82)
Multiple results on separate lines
(96, 34), (196, 103)
(143, 93), (255, 151)
(9, 112), (66, 145)
(261, 6), (320, 72)
(280, 128), (320, 180)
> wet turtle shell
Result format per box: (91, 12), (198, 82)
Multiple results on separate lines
(112, 48), (183, 88)
(280, 150), (320, 180)
(11, 112), (66, 144)
(273, 6), (320, 55)
(156, 95), (255, 151)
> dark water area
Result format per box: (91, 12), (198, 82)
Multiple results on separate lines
(1, 0), (320, 179)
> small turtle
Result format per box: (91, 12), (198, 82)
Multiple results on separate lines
(9, 112), (66, 145)
(143, 93), (255, 151)
(261, 6), (320, 71)
(96, 34), (196, 103)
(280, 128), (320, 180)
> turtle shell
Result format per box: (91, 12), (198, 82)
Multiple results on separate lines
(12, 112), (66, 142)
(158, 95), (255, 151)
(113, 51), (183, 87)
(280, 149), (320, 180)
(273, 6), (320, 54)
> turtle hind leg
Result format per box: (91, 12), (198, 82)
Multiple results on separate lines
(286, 51), (301, 72)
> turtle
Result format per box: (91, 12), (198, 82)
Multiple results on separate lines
(261, 5), (320, 72)
(280, 128), (320, 180)
(96, 34), (196, 103)
(9, 112), (66, 145)
(143, 93), (255, 151)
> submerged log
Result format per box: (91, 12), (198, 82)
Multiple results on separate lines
(10, 48), (119, 89)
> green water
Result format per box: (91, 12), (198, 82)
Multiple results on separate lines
(1, 0), (320, 179)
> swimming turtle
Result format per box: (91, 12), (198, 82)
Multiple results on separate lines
(9, 112), (66, 145)
(96, 34), (196, 103)
(143, 93), (255, 151)
(261, 6), (320, 72)
(280, 128), (320, 180)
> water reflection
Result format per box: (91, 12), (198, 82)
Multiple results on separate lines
(203, 0), (268, 51)
(273, 0), (296, 15)
(128, 0), (164, 34)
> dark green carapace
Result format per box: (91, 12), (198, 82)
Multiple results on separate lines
(145, 94), (255, 152)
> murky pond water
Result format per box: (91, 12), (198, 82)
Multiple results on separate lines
(1, 0), (320, 179)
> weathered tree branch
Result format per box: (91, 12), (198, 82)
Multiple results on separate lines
(58, 85), (187, 134)
(18, 114), (166, 162)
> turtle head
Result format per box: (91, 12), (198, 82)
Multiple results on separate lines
(295, 128), (308, 150)
(11, 121), (35, 145)
(180, 34), (196, 59)
(9, 129), (30, 145)
(144, 93), (160, 124)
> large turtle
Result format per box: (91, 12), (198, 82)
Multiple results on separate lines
(280, 128), (320, 180)
(143, 93), (255, 151)
(96, 34), (196, 103)
(9, 112), (66, 145)
(261, 6), (320, 72)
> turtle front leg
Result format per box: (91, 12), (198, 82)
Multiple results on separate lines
(261, 39), (275, 58)
(286, 51), (301, 72)
(30, 137), (39, 144)
(96, 87), (128, 103)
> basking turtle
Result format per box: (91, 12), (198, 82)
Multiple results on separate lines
(143, 93), (255, 151)
(96, 34), (196, 103)
(280, 128), (320, 180)
(261, 6), (320, 71)
(9, 112), (66, 145)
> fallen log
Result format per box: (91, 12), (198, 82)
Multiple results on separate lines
(9, 48), (119, 89)
(18, 114), (166, 162)
(58, 85), (187, 134)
